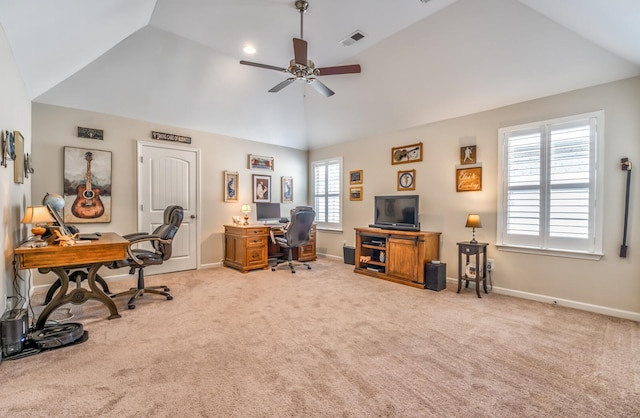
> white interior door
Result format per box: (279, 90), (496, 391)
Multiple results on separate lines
(137, 141), (198, 274)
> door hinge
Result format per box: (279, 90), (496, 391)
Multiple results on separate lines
(140, 204), (143, 211)
(140, 156), (143, 163)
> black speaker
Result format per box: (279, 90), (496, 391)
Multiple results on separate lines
(425, 262), (446, 291)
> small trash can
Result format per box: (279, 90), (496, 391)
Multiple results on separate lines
(343, 246), (355, 265)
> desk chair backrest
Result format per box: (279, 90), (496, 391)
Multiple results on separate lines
(153, 205), (184, 260)
(284, 206), (315, 247)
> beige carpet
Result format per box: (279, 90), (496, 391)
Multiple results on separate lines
(0, 259), (638, 417)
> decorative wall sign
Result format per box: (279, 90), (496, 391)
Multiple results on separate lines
(349, 186), (363, 201)
(224, 171), (239, 202)
(391, 142), (422, 165)
(281, 176), (293, 203)
(253, 174), (271, 202)
(248, 154), (274, 170)
(397, 169), (416, 191)
(14, 131), (24, 184)
(349, 169), (363, 184)
(460, 145), (477, 164)
(63, 147), (112, 223)
(77, 126), (104, 140)
(151, 131), (192, 144)
(1, 130), (8, 167)
(456, 166), (482, 192)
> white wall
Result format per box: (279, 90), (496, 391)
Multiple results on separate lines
(310, 76), (640, 317)
(0, 25), (32, 312)
(31, 103), (308, 286)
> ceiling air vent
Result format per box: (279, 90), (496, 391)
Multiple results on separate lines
(339, 30), (366, 47)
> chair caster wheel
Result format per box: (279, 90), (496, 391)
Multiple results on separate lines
(128, 304), (135, 310)
(292, 271), (296, 274)
(307, 266), (311, 269)
(166, 295), (173, 301)
(164, 287), (170, 292)
(272, 268), (276, 271)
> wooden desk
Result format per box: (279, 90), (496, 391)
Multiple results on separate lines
(224, 224), (316, 273)
(15, 232), (129, 329)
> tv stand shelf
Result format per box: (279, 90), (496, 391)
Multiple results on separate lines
(355, 227), (441, 288)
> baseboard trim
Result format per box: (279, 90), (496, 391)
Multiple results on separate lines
(445, 277), (640, 322)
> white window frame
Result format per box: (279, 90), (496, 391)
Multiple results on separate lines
(497, 111), (604, 260)
(311, 157), (343, 231)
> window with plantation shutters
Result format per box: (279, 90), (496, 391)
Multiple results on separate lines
(497, 111), (604, 259)
(312, 157), (342, 230)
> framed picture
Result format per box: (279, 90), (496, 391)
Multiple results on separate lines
(397, 169), (416, 191)
(460, 145), (477, 165)
(456, 166), (482, 192)
(349, 169), (363, 184)
(281, 176), (293, 203)
(349, 186), (363, 201)
(253, 174), (271, 202)
(63, 147), (112, 223)
(391, 142), (423, 165)
(14, 131), (24, 184)
(248, 154), (274, 170)
(224, 171), (239, 202)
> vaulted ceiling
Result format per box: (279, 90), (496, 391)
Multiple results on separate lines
(1, 0), (639, 150)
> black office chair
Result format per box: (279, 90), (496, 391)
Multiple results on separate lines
(108, 205), (183, 309)
(271, 206), (315, 273)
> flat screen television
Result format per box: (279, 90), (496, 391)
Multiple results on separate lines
(370, 195), (420, 231)
(256, 202), (282, 222)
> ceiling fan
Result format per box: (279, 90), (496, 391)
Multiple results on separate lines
(240, 0), (361, 97)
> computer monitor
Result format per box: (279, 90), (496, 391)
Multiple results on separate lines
(256, 202), (281, 221)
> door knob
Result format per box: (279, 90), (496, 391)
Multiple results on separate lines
(190, 214), (196, 219)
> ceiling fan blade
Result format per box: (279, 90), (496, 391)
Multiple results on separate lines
(268, 78), (296, 93)
(308, 79), (335, 97)
(316, 64), (362, 76)
(240, 60), (287, 73)
(293, 38), (307, 66)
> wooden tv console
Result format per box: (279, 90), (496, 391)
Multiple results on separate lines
(354, 227), (441, 288)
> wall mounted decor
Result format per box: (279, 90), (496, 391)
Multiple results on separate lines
(24, 153), (34, 179)
(63, 147), (112, 223)
(1, 130), (8, 167)
(281, 176), (293, 203)
(253, 174), (271, 202)
(460, 145), (477, 164)
(151, 130), (191, 144)
(224, 171), (239, 202)
(456, 166), (482, 192)
(397, 169), (416, 191)
(77, 126), (104, 140)
(350, 186), (363, 201)
(391, 142), (422, 165)
(248, 154), (274, 170)
(14, 131), (24, 184)
(349, 169), (363, 184)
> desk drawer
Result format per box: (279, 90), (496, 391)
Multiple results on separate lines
(246, 236), (267, 247)
(246, 247), (266, 266)
(459, 244), (479, 255)
(245, 227), (266, 237)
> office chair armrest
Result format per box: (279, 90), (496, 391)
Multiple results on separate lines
(125, 234), (173, 265)
(123, 232), (150, 240)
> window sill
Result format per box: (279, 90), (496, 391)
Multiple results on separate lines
(495, 244), (603, 261)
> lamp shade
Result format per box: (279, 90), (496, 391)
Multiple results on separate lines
(465, 214), (482, 229)
(21, 206), (55, 225)
(241, 204), (252, 213)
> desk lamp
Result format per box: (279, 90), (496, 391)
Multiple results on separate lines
(21, 205), (55, 247)
(465, 214), (482, 244)
(241, 204), (252, 225)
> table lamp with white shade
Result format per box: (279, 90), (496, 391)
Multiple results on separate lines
(465, 214), (482, 244)
(241, 204), (252, 225)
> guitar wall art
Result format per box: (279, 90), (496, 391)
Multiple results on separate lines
(63, 147), (112, 223)
(391, 142), (423, 165)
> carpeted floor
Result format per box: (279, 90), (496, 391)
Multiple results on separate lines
(0, 258), (638, 417)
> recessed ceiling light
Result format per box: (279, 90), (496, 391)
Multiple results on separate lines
(243, 45), (256, 54)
